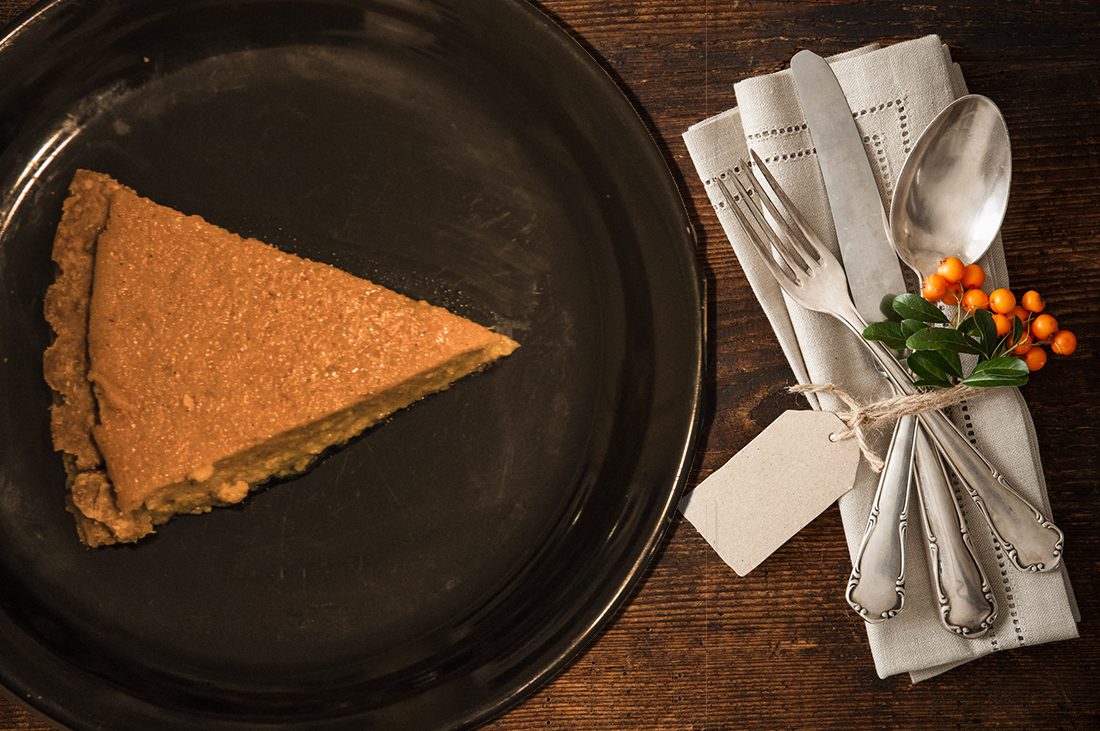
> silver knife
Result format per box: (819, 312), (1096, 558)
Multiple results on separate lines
(790, 51), (906, 317)
(791, 50), (996, 636)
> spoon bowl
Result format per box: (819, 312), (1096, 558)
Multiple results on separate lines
(890, 95), (1011, 274)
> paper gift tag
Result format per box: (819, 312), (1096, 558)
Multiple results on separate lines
(679, 410), (861, 576)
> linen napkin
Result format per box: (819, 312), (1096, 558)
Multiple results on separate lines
(681, 35), (1079, 681)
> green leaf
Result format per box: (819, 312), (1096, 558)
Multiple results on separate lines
(906, 327), (979, 354)
(1001, 315), (1025, 356)
(892, 293), (949, 324)
(940, 349), (964, 378)
(900, 319), (926, 339)
(961, 373), (1029, 388)
(972, 308), (999, 358)
(908, 351), (948, 383)
(908, 350), (963, 384)
(969, 356), (1030, 377)
(879, 293), (903, 322)
(972, 355), (1029, 372)
(962, 356), (1030, 388)
(862, 320), (908, 350)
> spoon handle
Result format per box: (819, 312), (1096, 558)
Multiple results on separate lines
(846, 413), (915, 622)
(912, 428), (997, 636)
(918, 408), (1064, 573)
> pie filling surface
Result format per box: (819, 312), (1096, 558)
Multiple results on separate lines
(43, 170), (519, 546)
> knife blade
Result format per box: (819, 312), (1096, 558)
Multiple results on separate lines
(789, 50), (906, 321)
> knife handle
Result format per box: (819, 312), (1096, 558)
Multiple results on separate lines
(846, 413), (915, 622)
(912, 427), (997, 636)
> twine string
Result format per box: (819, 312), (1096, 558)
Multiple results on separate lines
(790, 383), (981, 472)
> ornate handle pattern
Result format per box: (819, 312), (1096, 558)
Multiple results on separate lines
(846, 413), (916, 622)
(912, 428), (997, 636)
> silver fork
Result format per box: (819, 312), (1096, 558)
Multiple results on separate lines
(715, 150), (1064, 577)
(728, 157), (996, 636)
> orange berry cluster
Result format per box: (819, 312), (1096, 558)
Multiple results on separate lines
(921, 257), (1077, 372)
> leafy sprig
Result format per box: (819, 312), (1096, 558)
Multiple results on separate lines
(865, 293), (1029, 389)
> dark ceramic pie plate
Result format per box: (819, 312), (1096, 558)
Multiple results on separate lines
(0, 0), (703, 728)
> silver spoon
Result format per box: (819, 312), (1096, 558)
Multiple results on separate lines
(849, 95), (1009, 635)
(845, 97), (1005, 634)
(889, 95), (1060, 633)
(890, 94), (1012, 274)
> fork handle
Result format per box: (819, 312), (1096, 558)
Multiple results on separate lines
(835, 305), (1064, 573)
(846, 412), (915, 623)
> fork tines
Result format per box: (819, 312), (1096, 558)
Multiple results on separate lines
(713, 150), (830, 289)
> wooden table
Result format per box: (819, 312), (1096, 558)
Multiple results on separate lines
(1, 1), (1097, 728)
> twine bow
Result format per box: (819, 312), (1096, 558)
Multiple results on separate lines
(790, 383), (982, 472)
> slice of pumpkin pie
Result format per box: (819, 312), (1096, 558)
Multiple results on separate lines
(44, 170), (518, 547)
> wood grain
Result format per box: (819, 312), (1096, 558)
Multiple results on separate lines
(1, 0), (1098, 729)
